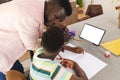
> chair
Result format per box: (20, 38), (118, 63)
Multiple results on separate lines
(86, 4), (103, 17)
(116, 5), (120, 28)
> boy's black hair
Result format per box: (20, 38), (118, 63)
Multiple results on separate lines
(55, 0), (72, 16)
(42, 27), (65, 53)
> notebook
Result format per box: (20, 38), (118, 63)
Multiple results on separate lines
(101, 39), (120, 56)
(79, 23), (106, 45)
(54, 43), (107, 79)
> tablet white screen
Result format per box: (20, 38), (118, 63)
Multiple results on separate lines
(80, 24), (106, 45)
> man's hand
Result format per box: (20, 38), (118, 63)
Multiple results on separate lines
(54, 22), (70, 42)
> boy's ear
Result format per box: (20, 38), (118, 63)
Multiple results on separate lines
(61, 47), (64, 52)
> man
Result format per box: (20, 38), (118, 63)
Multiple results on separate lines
(0, 0), (83, 79)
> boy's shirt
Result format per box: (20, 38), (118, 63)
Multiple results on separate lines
(30, 48), (72, 80)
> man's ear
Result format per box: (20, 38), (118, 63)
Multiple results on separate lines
(45, 1), (53, 9)
(45, 1), (53, 16)
(41, 41), (43, 46)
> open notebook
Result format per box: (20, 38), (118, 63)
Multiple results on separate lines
(54, 43), (107, 79)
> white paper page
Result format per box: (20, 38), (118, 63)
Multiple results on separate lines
(59, 51), (83, 61)
(57, 43), (83, 60)
(76, 52), (107, 79)
(54, 43), (107, 79)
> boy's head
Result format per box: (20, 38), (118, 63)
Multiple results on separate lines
(42, 27), (65, 54)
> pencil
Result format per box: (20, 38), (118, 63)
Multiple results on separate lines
(57, 54), (63, 60)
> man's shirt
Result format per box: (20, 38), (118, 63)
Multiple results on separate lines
(0, 0), (45, 74)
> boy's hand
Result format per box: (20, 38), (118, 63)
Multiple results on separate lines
(64, 46), (84, 54)
(60, 59), (75, 69)
(71, 47), (84, 54)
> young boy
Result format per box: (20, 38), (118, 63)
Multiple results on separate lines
(30, 27), (88, 80)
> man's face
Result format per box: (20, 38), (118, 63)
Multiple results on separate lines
(45, 4), (67, 28)
(45, 4), (70, 42)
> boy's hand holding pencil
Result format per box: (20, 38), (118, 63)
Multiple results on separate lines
(60, 59), (74, 69)
(57, 54), (75, 69)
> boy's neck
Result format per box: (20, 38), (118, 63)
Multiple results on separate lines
(38, 50), (57, 60)
(38, 53), (55, 60)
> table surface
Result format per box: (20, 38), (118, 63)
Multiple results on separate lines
(68, 14), (120, 80)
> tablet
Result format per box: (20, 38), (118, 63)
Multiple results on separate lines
(79, 23), (106, 45)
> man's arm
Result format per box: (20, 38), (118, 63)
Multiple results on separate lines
(15, 10), (41, 50)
